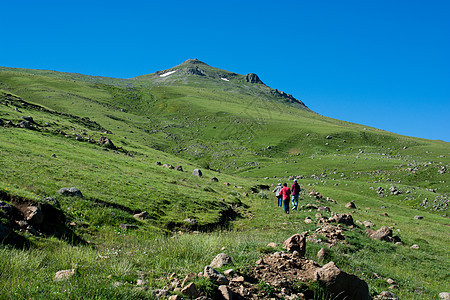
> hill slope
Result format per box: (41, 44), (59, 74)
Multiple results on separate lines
(0, 60), (449, 299)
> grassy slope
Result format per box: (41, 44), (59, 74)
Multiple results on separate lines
(0, 65), (449, 299)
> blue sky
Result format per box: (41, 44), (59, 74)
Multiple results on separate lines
(1, 0), (449, 141)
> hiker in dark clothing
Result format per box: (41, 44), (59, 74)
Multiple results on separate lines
(291, 179), (301, 210)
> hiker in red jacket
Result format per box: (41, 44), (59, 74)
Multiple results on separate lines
(280, 183), (291, 214)
(291, 179), (301, 210)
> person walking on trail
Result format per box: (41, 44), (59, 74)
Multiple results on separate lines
(291, 179), (301, 210)
(272, 183), (283, 207)
(280, 183), (291, 214)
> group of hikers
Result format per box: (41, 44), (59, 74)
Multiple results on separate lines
(272, 179), (301, 214)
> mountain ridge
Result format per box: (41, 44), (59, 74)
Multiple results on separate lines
(132, 59), (310, 110)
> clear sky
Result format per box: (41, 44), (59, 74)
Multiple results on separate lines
(1, 0), (449, 141)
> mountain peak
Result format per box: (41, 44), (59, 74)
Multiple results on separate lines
(180, 58), (209, 66)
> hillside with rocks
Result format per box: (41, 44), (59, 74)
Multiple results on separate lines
(0, 60), (448, 299)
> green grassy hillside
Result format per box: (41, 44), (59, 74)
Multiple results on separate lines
(0, 60), (448, 299)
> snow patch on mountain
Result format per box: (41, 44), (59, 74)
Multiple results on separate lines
(160, 70), (176, 77)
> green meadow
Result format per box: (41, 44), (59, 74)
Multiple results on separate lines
(0, 60), (448, 299)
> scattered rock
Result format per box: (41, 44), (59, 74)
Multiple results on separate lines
(304, 217), (313, 224)
(175, 165), (183, 172)
(24, 206), (44, 225)
(54, 269), (77, 281)
(168, 295), (182, 300)
(181, 272), (197, 287)
(345, 202), (356, 209)
(317, 248), (329, 260)
(315, 261), (369, 300)
(97, 136), (116, 150)
(317, 206), (331, 212)
(18, 120), (31, 129)
(210, 253), (234, 268)
(328, 213), (354, 226)
(218, 285), (233, 300)
(133, 211), (149, 221)
(283, 232), (308, 256)
(386, 278), (396, 285)
(410, 244), (420, 249)
(267, 242), (278, 248)
(155, 161), (162, 166)
(58, 187), (83, 197)
(210, 176), (219, 182)
(439, 292), (450, 300)
(369, 226), (392, 241)
(203, 266), (229, 285)
(163, 163), (174, 169)
(181, 282), (200, 298)
(192, 169), (203, 177)
(414, 215), (423, 220)
(368, 226), (401, 243)
(42, 197), (60, 208)
(375, 291), (399, 299)
(363, 221), (375, 228)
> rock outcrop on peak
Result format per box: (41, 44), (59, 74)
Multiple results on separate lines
(245, 73), (263, 84)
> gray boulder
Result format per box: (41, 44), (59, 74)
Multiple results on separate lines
(203, 266), (229, 285)
(181, 282), (200, 298)
(282, 232), (308, 256)
(58, 187), (83, 197)
(315, 261), (369, 300)
(210, 253), (234, 268)
(370, 226), (392, 241)
(54, 269), (77, 281)
(218, 285), (233, 300)
(345, 201), (356, 209)
(329, 213), (354, 226)
(25, 206), (44, 225)
(97, 136), (116, 150)
(192, 169), (203, 177)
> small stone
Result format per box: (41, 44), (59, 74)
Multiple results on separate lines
(363, 221), (375, 228)
(223, 269), (234, 276)
(218, 285), (233, 300)
(210, 253), (234, 268)
(232, 276), (245, 283)
(267, 242), (278, 248)
(133, 211), (149, 221)
(386, 278), (396, 285)
(192, 169), (203, 177)
(439, 292), (450, 300)
(414, 215), (423, 220)
(136, 279), (146, 286)
(317, 248), (329, 260)
(181, 282), (200, 298)
(345, 202), (356, 209)
(54, 269), (76, 281)
(181, 272), (197, 287)
(410, 244), (420, 249)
